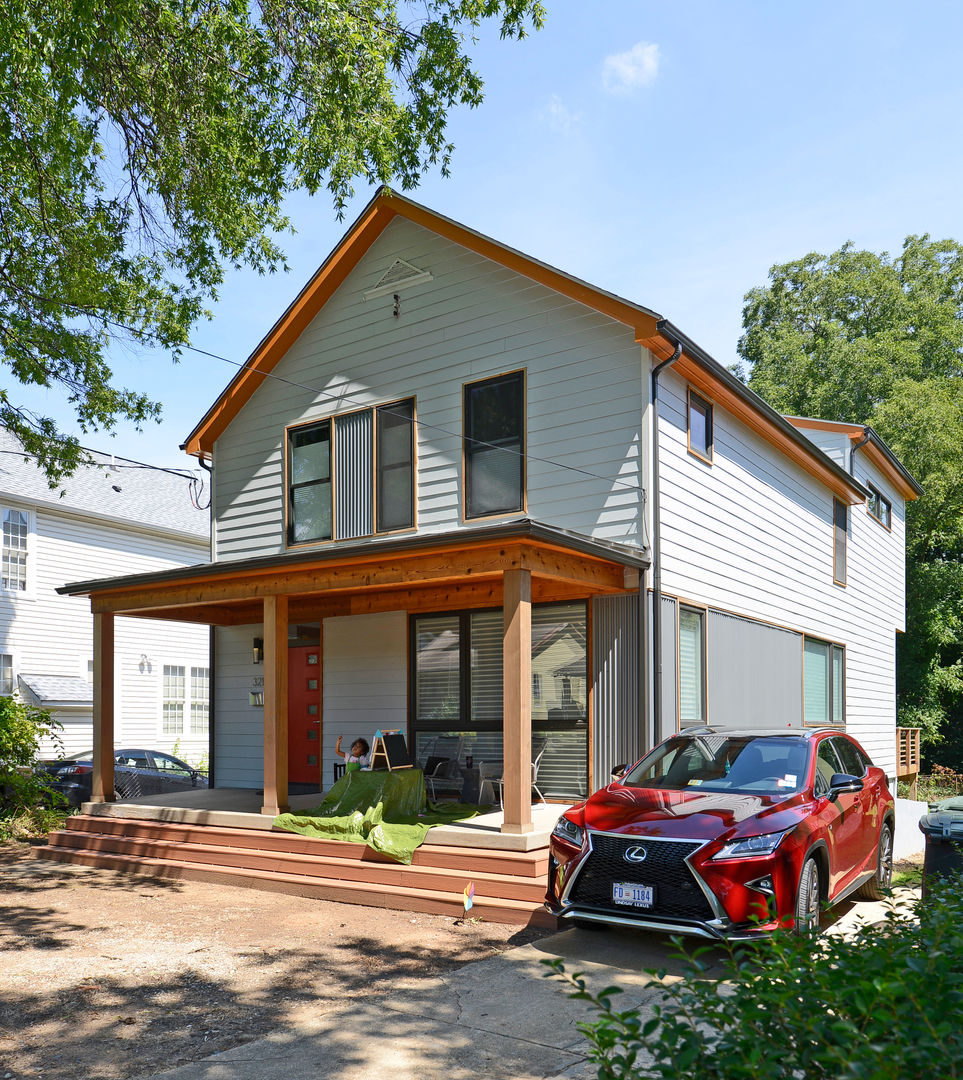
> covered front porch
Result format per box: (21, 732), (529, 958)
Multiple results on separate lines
(60, 520), (647, 838)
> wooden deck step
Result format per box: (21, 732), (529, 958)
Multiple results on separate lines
(61, 815), (548, 877)
(37, 842), (556, 927)
(44, 828), (547, 902)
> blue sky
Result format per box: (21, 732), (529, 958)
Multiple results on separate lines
(14, 0), (963, 470)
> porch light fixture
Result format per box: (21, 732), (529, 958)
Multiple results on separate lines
(252, 637), (263, 664)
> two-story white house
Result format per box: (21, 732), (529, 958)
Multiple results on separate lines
(0, 430), (212, 760)
(59, 188), (920, 840)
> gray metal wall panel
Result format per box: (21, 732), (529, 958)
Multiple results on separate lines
(659, 596), (678, 743)
(592, 594), (642, 791)
(707, 611), (803, 728)
(335, 411), (372, 540)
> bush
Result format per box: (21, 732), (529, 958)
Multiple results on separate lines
(546, 880), (963, 1079)
(0, 695), (63, 814)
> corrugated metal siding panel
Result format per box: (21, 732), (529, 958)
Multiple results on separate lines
(706, 611), (803, 728)
(592, 594), (642, 791)
(659, 595), (678, 743)
(335, 411), (372, 540)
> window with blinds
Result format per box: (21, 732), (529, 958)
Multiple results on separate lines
(833, 498), (848, 586)
(287, 398), (415, 544)
(678, 607), (705, 723)
(804, 637), (845, 726)
(464, 371), (524, 518)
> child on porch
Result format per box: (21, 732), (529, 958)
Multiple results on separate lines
(335, 735), (370, 772)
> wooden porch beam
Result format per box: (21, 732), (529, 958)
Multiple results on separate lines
(261, 595), (289, 816)
(90, 611), (115, 803)
(501, 568), (533, 835)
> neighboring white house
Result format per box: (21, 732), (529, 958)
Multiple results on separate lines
(0, 429), (211, 760)
(61, 189), (921, 828)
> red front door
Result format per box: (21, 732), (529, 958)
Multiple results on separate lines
(287, 644), (322, 785)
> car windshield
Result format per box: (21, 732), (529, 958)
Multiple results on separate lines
(621, 735), (811, 796)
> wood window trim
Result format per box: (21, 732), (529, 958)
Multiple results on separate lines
(833, 498), (848, 587)
(802, 636), (846, 728)
(284, 398), (417, 549)
(866, 482), (893, 531)
(676, 601), (708, 730)
(686, 387), (714, 465)
(462, 369), (527, 522)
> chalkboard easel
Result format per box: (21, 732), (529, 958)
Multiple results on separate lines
(369, 729), (412, 771)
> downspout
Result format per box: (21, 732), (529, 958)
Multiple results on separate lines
(650, 323), (683, 744)
(849, 428), (871, 476)
(198, 455), (215, 786)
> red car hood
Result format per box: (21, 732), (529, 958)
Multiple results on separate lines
(581, 784), (805, 841)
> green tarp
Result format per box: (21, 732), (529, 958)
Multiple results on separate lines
(273, 768), (481, 864)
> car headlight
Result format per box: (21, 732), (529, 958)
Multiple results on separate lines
(711, 829), (790, 860)
(552, 816), (584, 847)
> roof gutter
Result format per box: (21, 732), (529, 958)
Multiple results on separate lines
(650, 322), (684, 746)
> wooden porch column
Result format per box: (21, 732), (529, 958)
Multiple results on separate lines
(501, 567), (533, 835)
(90, 611), (115, 803)
(261, 594), (289, 816)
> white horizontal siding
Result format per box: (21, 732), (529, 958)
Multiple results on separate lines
(213, 217), (645, 559)
(3, 506), (209, 760)
(656, 369), (907, 777)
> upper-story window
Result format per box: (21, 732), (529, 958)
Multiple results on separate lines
(1, 508), (28, 592)
(687, 388), (713, 463)
(867, 483), (892, 529)
(833, 498), (848, 586)
(464, 371), (524, 519)
(287, 398), (415, 545)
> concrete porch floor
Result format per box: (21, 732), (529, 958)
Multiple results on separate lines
(80, 787), (567, 852)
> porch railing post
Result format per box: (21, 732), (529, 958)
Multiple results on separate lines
(261, 594), (289, 816)
(502, 567), (533, 835)
(91, 610), (115, 803)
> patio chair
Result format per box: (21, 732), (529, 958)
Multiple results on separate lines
(421, 735), (465, 800)
(491, 736), (549, 809)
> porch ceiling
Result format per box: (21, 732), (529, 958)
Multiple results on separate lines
(59, 519), (647, 625)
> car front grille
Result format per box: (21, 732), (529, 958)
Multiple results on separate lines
(567, 833), (715, 921)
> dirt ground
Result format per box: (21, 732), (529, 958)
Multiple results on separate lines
(0, 839), (550, 1080)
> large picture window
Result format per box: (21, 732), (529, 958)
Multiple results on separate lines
(412, 601), (588, 798)
(803, 638), (844, 726)
(464, 371), (524, 518)
(287, 398), (415, 544)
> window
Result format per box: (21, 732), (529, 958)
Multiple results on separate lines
(831, 736), (865, 778)
(867, 483), (892, 529)
(2, 508), (28, 591)
(163, 664), (209, 736)
(0, 654), (13, 695)
(464, 371), (524, 518)
(162, 665), (185, 735)
(190, 667), (210, 734)
(814, 738), (843, 795)
(678, 607), (706, 724)
(833, 498), (847, 585)
(287, 398), (415, 544)
(804, 638), (844, 726)
(687, 389), (713, 463)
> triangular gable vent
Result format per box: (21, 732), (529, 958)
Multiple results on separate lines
(363, 259), (433, 301)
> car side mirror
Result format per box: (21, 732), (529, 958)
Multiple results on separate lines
(611, 763), (627, 782)
(828, 772), (863, 800)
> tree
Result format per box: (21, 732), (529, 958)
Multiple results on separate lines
(0, 0), (545, 480)
(736, 236), (963, 746)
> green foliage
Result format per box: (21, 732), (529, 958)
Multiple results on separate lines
(546, 880), (963, 1079)
(0, 0), (545, 480)
(0, 695), (63, 813)
(0, 804), (71, 841)
(736, 237), (963, 742)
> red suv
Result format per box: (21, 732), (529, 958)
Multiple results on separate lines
(546, 727), (895, 938)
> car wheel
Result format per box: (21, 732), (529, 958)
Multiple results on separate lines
(856, 822), (894, 900)
(794, 856), (822, 935)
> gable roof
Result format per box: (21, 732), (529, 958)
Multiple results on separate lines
(181, 188), (870, 504)
(0, 428), (209, 540)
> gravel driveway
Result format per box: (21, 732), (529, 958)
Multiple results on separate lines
(0, 840), (549, 1080)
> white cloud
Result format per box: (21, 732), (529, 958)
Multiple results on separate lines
(539, 94), (583, 137)
(602, 41), (660, 94)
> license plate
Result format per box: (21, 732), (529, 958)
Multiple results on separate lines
(612, 882), (655, 908)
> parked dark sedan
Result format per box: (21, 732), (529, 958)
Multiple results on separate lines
(546, 727), (895, 938)
(40, 749), (205, 807)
